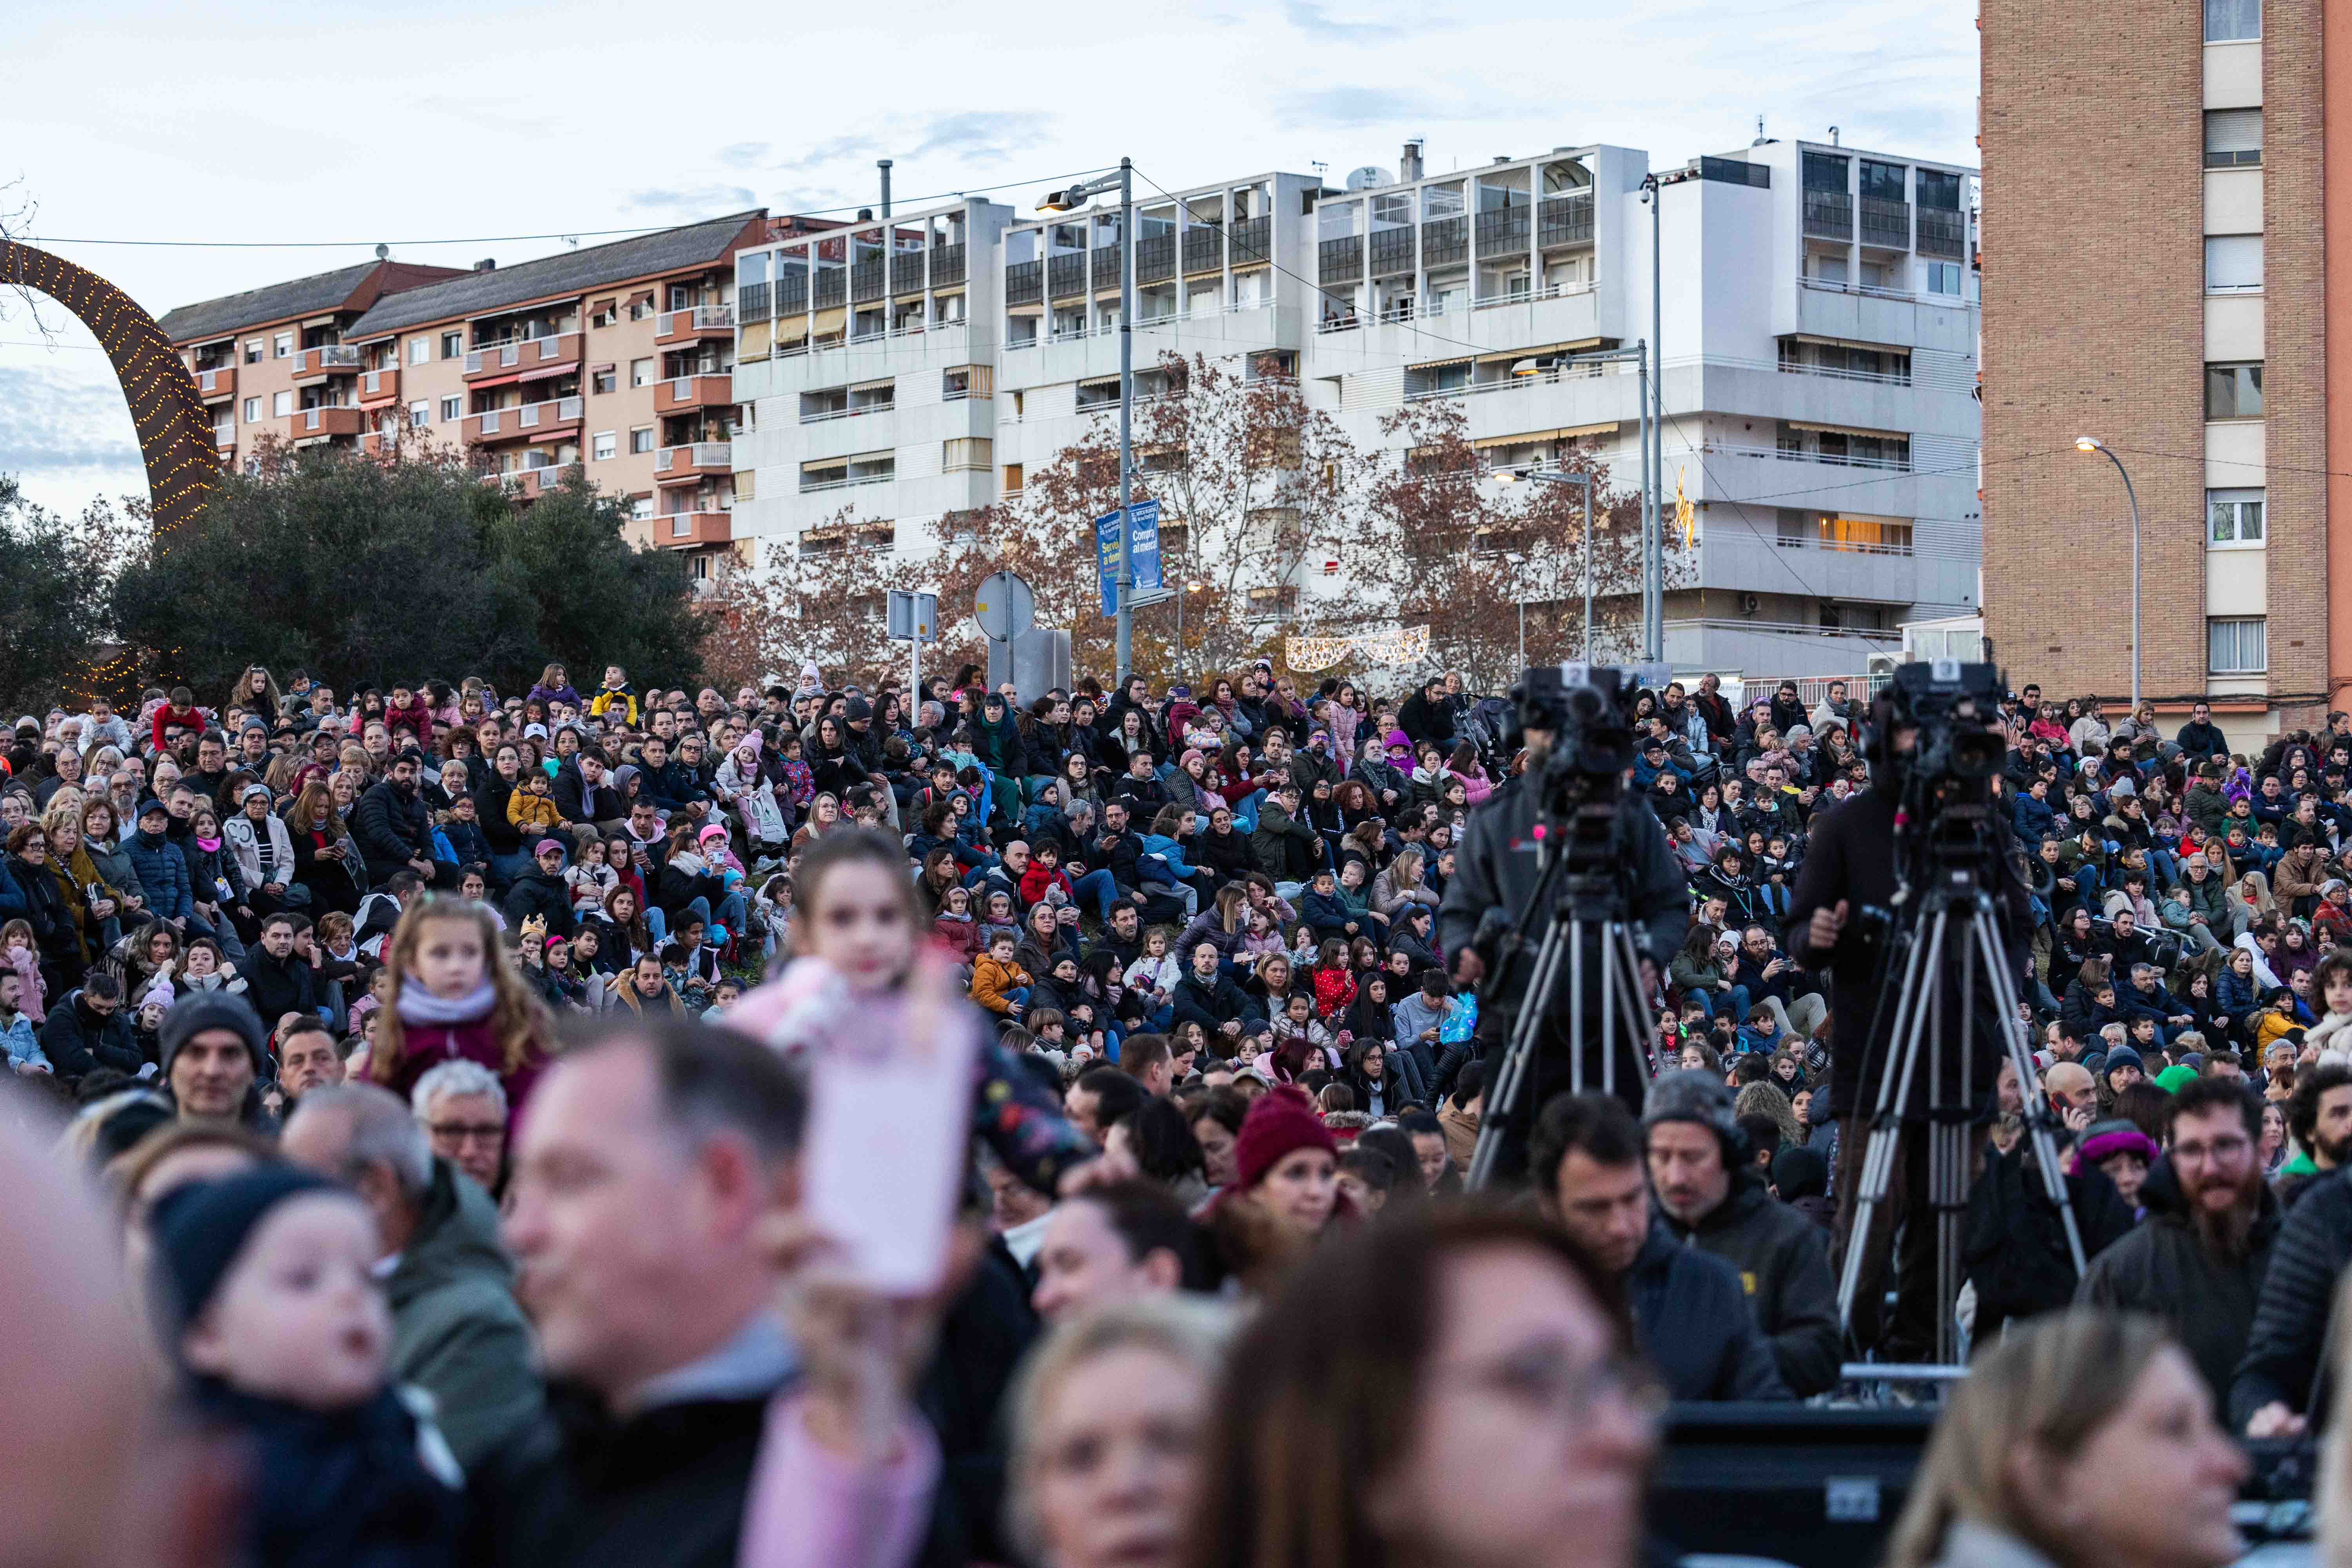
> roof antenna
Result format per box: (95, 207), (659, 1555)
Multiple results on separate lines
(1752, 115), (1769, 147)
(374, 243), (389, 260)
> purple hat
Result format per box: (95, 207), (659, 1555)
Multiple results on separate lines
(534, 838), (565, 858)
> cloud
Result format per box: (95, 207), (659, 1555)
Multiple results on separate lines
(1276, 86), (1447, 129)
(905, 110), (1054, 166)
(770, 133), (887, 173)
(1283, 1), (1403, 40)
(0, 364), (143, 474)
(716, 142), (772, 169)
(624, 183), (757, 213)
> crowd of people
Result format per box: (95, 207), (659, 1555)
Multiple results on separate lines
(5, 654), (2352, 1568)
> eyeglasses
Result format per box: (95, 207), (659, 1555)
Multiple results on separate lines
(1437, 1345), (1666, 1425)
(428, 1122), (506, 1145)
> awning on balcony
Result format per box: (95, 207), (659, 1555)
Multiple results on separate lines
(590, 362), (615, 375)
(739, 321), (772, 357)
(1409, 356), (1473, 373)
(812, 307), (847, 335)
(776, 317), (809, 344)
(849, 377), (894, 393)
(1472, 422), (1618, 449)
(1474, 338), (1604, 366)
(1784, 418), (1907, 439)
(1787, 332), (1909, 354)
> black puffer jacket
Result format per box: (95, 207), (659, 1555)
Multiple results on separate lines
(2230, 1165), (2352, 1430)
(351, 778), (431, 885)
(1657, 1173), (1842, 1398)
(2076, 1155), (2280, 1417)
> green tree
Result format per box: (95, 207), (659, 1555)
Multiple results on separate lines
(0, 476), (142, 714)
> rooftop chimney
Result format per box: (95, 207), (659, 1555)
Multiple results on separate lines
(1400, 138), (1425, 182)
(857, 207), (873, 222)
(474, 258), (496, 272)
(878, 159), (893, 219)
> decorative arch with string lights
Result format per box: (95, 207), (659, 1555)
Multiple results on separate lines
(0, 238), (216, 541)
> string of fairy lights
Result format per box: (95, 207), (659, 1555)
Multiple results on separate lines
(2, 241), (212, 704)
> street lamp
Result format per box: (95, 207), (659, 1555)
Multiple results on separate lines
(1495, 466), (1596, 657)
(1041, 160), (1137, 682)
(2075, 437), (2142, 709)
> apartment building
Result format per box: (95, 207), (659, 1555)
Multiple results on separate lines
(162, 212), (784, 581)
(728, 137), (1981, 677)
(1982, 0), (2341, 742)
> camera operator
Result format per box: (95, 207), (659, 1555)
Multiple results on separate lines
(1439, 671), (1689, 1176)
(1784, 673), (2034, 1362)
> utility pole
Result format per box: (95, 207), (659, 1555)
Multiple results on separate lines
(1117, 158), (1135, 684)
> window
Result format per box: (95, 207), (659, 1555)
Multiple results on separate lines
(2209, 487), (2265, 545)
(408, 337), (429, 365)
(272, 390), (292, 417)
(2205, 234), (2263, 293)
(630, 357), (654, 388)
(441, 331), (463, 359)
(273, 332), (292, 359)
(2209, 617), (2267, 673)
(242, 396), (260, 423)
(630, 426), (654, 454)
(1926, 261), (1964, 296)
(1802, 151), (1849, 192)
(1857, 160), (1907, 201)
(630, 494), (654, 521)
(440, 395), (462, 421)
(2206, 361), (2263, 419)
(593, 431), (617, 461)
(1003, 463), (1024, 496)
(2205, 109), (2263, 168)
(2205, 0), (2259, 39)
(244, 338), (263, 364)
(592, 304), (617, 328)
(630, 299), (653, 321)
(591, 367), (617, 395)
(1916, 169), (1963, 211)
(408, 399), (430, 427)
(943, 437), (991, 471)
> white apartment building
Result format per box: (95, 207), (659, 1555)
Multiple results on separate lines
(728, 136), (1981, 678)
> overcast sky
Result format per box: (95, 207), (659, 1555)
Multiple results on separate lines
(1, 0), (1978, 518)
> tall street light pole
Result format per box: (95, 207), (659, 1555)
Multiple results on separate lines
(2076, 437), (2142, 709)
(1040, 159), (1137, 681)
(1500, 467), (1594, 656)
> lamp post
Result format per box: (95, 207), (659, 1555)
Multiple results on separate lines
(1040, 159), (1136, 681)
(2076, 437), (2142, 709)
(1495, 466), (1595, 658)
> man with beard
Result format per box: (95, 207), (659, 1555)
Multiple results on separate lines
(2076, 1078), (2278, 1417)
(2276, 1060), (2352, 1210)
(2233, 1062), (2352, 1436)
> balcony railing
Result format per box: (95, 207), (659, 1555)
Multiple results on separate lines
(1705, 439), (1913, 473)
(931, 243), (966, 286)
(1368, 226), (1414, 276)
(655, 442), (733, 471)
(799, 469), (895, 494)
(1859, 197), (1911, 249)
(291, 344), (360, 376)
(1472, 278), (1595, 310)
(798, 399), (893, 424)
(470, 395), (583, 438)
(890, 252), (925, 295)
(194, 367), (235, 397)
(1006, 260), (1044, 307)
(1916, 207), (1965, 258)
(1420, 214), (1467, 267)
(1798, 275), (1948, 305)
(1047, 253), (1086, 298)
(1229, 214), (1271, 266)
(850, 259), (885, 302)
(775, 282), (808, 316)
(1474, 206), (1530, 254)
(1183, 225), (1223, 273)
(1136, 232), (1176, 283)
(464, 334), (578, 375)
(290, 403), (361, 435)
(1537, 191), (1594, 248)
(1318, 236), (1363, 284)
(659, 304), (735, 335)
(1091, 244), (1122, 290)
(738, 281), (772, 321)
(813, 270), (845, 308)
(1802, 190), (1853, 239)
(358, 367), (400, 400)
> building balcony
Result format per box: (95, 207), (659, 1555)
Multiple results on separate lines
(192, 365), (236, 401)
(288, 403), (363, 441)
(463, 332), (580, 382)
(463, 394), (584, 445)
(656, 305), (735, 345)
(361, 430), (396, 457)
(1803, 190), (1854, 241)
(1917, 207), (1966, 259)
(289, 344), (360, 382)
(1537, 191), (1594, 249)
(1230, 215), (1271, 267)
(487, 464), (569, 502)
(213, 422), (237, 451)
(1859, 197), (1912, 251)
(655, 441), (733, 483)
(655, 509), (732, 548)
(655, 374), (733, 414)
(357, 366), (401, 405)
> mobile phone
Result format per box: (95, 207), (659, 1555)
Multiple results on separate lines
(800, 982), (975, 1295)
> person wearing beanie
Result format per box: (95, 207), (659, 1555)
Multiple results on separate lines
(148, 1166), (465, 1568)
(2076, 1118), (2162, 1209)
(160, 991), (270, 1129)
(1642, 1067), (1840, 1397)
(2101, 1045), (2148, 1107)
(2155, 1063), (2203, 1095)
(1207, 1085), (1350, 1295)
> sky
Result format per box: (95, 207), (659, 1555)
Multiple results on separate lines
(0, 0), (1980, 519)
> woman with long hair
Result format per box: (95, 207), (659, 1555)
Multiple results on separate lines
(1884, 1311), (2245, 1568)
(287, 778), (364, 917)
(1185, 1206), (1657, 1568)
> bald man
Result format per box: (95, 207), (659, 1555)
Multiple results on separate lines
(0, 1104), (240, 1567)
(2045, 1062), (2098, 1134)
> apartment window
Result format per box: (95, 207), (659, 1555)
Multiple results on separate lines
(272, 391), (292, 417)
(408, 337), (428, 365)
(630, 299), (653, 321)
(1926, 261), (1964, 296)
(273, 332), (292, 359)
(1004, 463), (1024, 496)
(630, 495), (654, 521)
(592, 304), (617, 328)
(2205, 0), (2259, 39)
(408, 400), (430, 427)
(2208, 487), (2265, 545)
(630, 357), (654, 388)
(242, 396), (260, 423)
(593, 430), (617, 461)
(2209, 616), (2267, 673)
(943, 437), (992, 471)
(2205, 234), (2263, 293)
(441, 331), (463, 359)
(630, 426), (654, 454)
(244, 338), (263, 364)
(439, 395), (462, 421)
(1802, 151), (1849, 191)
(2204, 109), (2263, 168)
(1857, 160), (1907, 201)
(2205, 361), (2264, 419)
(1917, 169), (1963, 211)
(591, 367), (617, 395)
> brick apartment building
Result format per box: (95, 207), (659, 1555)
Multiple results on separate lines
(1981, 0), (2347, 744)
(158, 212), (817, 581)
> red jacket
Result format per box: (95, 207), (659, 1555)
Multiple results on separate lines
(382, 700), (433, 742)
(150, 704), (203, 750)
(1019, 862), (1073, 908)
(1312, 966), (1356, 1021)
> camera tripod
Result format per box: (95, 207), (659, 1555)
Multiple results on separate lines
(1834, 870), (2086, 1365)
(1465, 804), (1657, 1191)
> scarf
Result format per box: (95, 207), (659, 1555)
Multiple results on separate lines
(394, 977), (497, 1027)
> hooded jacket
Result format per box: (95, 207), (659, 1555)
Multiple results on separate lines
(1623, 1223), (1791, 1401)
(352, 777), (433, 884)
(126, 825), (196, 920)
(1657, 1171), (1842, 1397)
(2076, 1154), (2279, 1416)
(39, 988), (143, 1080)
(388, 1159), (546, 1471)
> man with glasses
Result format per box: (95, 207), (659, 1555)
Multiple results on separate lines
(2079, 1077), (2276, 1419)
(412, 1058), (510, 1194)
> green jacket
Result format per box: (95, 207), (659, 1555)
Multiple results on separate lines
(388, 1159), (544, 1472)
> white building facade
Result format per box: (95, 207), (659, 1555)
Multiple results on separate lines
(728, 136), (1980, 679)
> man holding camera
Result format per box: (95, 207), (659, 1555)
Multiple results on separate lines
(1786, 678), (2034, 1363)
(1439, 673), (1689, 1176)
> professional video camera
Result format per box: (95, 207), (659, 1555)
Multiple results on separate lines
(1513, 660), (1671, 812)
(1879, 659), (2010, 882)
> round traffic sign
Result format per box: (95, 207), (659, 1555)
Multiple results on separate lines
(974, 570), (1034, 641)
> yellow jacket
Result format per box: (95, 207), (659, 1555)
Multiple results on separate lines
(588, 686), (639, 727)
(508, 791), (564, 830)
(970, 954), (1030, 1016)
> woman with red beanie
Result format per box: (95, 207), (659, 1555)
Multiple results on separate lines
(1206, 1085), (1354, 1294)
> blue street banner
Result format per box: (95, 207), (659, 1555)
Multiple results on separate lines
(1095, 510), (1123, 617)
(1127, 499), (1162, 593)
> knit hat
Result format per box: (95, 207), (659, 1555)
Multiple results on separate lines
(699, 823), (730, 845)
(844, 695), (872, 722)
(1771, 1144), (1829, 1202)
(1233, 1085), (1339, 1190)
(148, 1165), (342, 1333)
(239, 782), (272, 805)
(1643, 1068), (1741, 1149)
(2102, 1045), (2145, 1079)
(2154, 1063), (2201, 1094)
(2077, 1119), (2160, 1169)
(158, 992), (266, 1080)
(1179, 748), (1206, 774)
